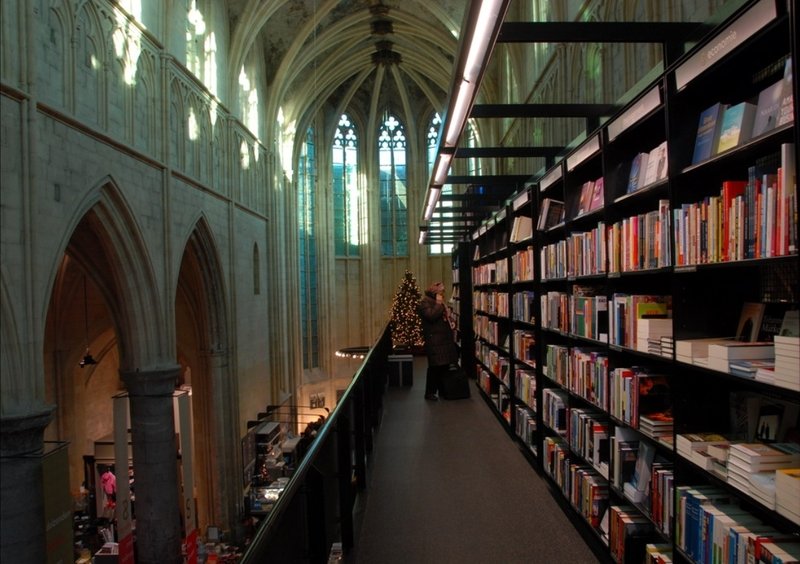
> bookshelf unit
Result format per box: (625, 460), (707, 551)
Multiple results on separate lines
(462, 2), (799, 563)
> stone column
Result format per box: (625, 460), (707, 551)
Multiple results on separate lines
(0, 407), (54, 564)
(122, 367), (182, 564)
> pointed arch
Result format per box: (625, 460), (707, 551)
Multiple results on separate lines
(49, 175), (165, 370)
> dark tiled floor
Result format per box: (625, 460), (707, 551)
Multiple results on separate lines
(345, 357), (603, 564)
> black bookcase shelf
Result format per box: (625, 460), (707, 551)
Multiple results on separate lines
(457, 1), (800, 563)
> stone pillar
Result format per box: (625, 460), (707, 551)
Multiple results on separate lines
(122, 367), (182, 564)
(0, 407), (54, 564)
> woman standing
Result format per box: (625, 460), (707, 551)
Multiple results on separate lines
(417, 282), (459, 400)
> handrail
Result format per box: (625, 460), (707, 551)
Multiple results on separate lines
(240, 323), (393, 562)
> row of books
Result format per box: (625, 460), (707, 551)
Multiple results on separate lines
(514, 368), (536, 410)
(609, 368), (671, 434)
(675, 484), (800, 564)
(514, 404), (537, 452)
(607, 200), (673, 273)
(511, 290), (536, 324)
(510, 246), (534, 282)
(568, 407), (610, 478)
(542, 387), (568, 434)
(472, 290), (509, 316)
(473, 314), (502, 344)
(627, 140), (669, 194)
(472, 259), (507, 285)
(540, 222), (608, 279)
(674, 147), (797, 266)
(542, 436), (610, 534)
(512, 329), (536, 364)
(691, 59), (793, 164)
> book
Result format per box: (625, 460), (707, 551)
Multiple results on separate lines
(510, 215), (533, 242)
(716, 101), (756, 153)
(729, 442), (800, 465)
(576, 180), (594, 217)
(588, 177), (604, 212)
(778, 310), (800, 337)
(707, 341), (774, 360)
(736, 302), (766, 342)
(537, 198), (565, 231)
(627, 152), (649, 193)
(721, 180), (747, 261)
(777, 58), (794, 127)
(752, 78), (785, 138)
(692, 102), (727, 164)
(642, 141), (668, 186)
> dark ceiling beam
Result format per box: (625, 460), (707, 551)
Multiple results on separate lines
(454, 146), (562, 158)
(445, 174), (530, 185)
(497, 21), (706, 44)
(470, 103), (619, 118)
(431, 206), (498, 213)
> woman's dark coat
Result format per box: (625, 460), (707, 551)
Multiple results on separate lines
(417, 290), (459, 367)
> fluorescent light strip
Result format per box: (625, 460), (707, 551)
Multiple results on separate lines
(445, 80), (473, 147)
(463, 0), (504, 82)
(434, 154), (452, 185)
(423, 187), (442, 220)
(418, 230), (427, 245)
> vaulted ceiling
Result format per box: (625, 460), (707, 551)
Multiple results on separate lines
(228, 0), (468, 141)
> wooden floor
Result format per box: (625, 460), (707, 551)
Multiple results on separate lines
(344, 356), (604, 564)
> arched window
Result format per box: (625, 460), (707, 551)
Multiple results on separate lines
(332, 114), (360, 257)
(298, 127), (319, 368)
(426, 113), (453, 256)
(378, 113), (408, 257)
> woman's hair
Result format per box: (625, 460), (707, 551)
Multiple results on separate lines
(427, 282), (442, 294)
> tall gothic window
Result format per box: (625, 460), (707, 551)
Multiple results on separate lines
(378, 113), (408, 257)
(332, 114), (360, 256)
(298, 127), (319, 368)
(426, 113), (453, 255)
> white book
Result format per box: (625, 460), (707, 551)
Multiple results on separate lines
(707, 342), (775, 360)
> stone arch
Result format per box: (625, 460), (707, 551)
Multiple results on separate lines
(175, 215), (239, 532)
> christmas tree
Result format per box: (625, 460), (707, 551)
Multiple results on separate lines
(389, 271), (424, 350)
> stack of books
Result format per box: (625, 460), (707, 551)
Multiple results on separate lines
(658, 336), (674, 358)
(637, 317), (673, 354)
(639, 412), (673, 441)
(773, 335), (800, 391)
(748, 471), (777, 509)
(676, 432), (730, 470)
(729, 358), (775, 378)
(706, 442), (733, 480)
(675, 337), (733, 366)
(727, 442), (800, 499)
(706, 341), (775, 374)
(775, 468), (800, 525)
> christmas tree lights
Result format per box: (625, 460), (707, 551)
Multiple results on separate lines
(389, 270), (424, 350)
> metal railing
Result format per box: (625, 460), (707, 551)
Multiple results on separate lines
(240, 324), (392, 563)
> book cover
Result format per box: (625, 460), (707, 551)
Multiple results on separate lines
(751, 78), (785, 138)
(692, 102), (727, 164)
(642, 142), (668, 186)
(627, 152), (649, 193)
(588, 177), (604, 212)
(576, 181), (594, 217)
(716, 102), (757, 153)
(777, 58), (794, 127)
(736, 302), (766, 342)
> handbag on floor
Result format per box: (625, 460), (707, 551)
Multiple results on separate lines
(440, 363), (470, 400)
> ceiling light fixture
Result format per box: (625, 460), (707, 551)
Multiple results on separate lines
(419, 0), (510, 239)
(79, 275), (97, 368)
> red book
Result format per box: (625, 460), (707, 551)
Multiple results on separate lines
(721, 180), (747, 261)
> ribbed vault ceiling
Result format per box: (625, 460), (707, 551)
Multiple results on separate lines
(228, 0), (468, 139)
